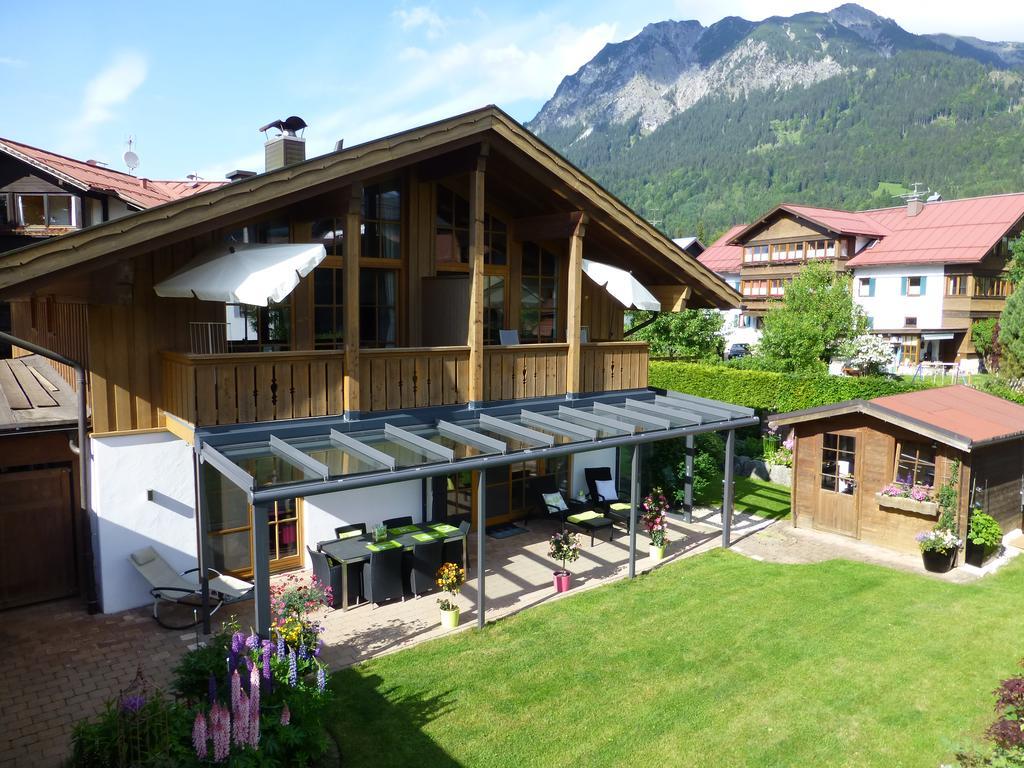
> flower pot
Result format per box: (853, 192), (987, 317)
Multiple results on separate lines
(875, 493), (939, 517)
(649, 544), (667, 562)
(439, 607), (460, 629)
(964, 541), (999, 568)
(553, 570), (571, 593)
(921, 548), (957, 573)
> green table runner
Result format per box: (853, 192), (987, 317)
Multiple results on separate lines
(388, 525), (420, 535)
(567, 510), (605, 524)
(365, 540), (402, 552)
(429, 523), (460, 534)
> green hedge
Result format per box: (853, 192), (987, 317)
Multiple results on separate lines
(648, 361), (927, 413)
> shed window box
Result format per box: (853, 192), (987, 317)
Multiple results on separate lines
(874, 493), (938, 516)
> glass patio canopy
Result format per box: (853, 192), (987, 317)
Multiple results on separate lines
(196, 388), (759, 507)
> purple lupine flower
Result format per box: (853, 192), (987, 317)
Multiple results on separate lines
(248, 663), (261, 749)
(208, 673), (218, 706)
(231, 631), (246, 655)
(230, 669), (241, 713)
(120, 694), (145, 714)
(233, 689), (249, 747)
(262, 643), (272, 680)
(192, 711), (208, 760)
(288, 648), (298, 687)
(211, 703), (231, 762)
(314, 638), (323, 658)
(280, 703), (291, 726)
(245, 631), (260, 651)
(276, 636), (285, 661)
(298, 642), (309, 660)
(317, 664), (326, 693)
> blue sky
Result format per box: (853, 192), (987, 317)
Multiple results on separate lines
(3, 0), (1022, 181)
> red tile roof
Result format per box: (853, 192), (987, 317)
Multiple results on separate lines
(697, 225), (746, 273)
(728, 203), (889, 244)
(872, 385), (1024, 445)
(846, 193), (1024, 267)
(0, 138), (224, 210)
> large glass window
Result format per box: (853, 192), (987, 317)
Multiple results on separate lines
(975, 276), (1011, 298)
(821, 433), (856, 495)
(313, 266), (344, 349)
(435, 185), (507, 267)
(483, 275), (505, 346)
(226, 301), (291, 351)
(896, 443), (936, 487)
(362, 180), (401, 260)
(360, 268), (398, 347)
(520, 242), (558, 343)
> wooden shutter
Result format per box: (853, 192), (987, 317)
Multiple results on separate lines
(900, 277), (908, 295)
(869, 278), (876, 297)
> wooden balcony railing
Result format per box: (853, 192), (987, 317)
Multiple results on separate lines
(161, 341), (649, 427)
(162, 350), (345, 427)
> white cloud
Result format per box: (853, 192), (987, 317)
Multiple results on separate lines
(0, 56), (25, 68)
(393, 7), (446, 37)
(75, 51), (148, 130)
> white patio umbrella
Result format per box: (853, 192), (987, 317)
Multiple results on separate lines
(581, 259), (661, 311)
(154, 242), (327, 306)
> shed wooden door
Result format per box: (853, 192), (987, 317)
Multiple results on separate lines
(815, 431), (860, 537)
(0, 467), (76, 609)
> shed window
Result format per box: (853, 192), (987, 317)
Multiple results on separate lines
(821, 433), (856, 495)
(895, 443), (936, 487)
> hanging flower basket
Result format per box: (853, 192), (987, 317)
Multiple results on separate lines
(874, 493), (938, 517)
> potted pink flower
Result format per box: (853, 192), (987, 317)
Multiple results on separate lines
(549, 530), (580, 593)
(641, 488), (671, 562)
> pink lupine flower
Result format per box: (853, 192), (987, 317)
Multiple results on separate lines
(230, 668), (241, 713)
(211, 703), (231, 762)
(248, 662), (261, 749)
(233, 689), (249, 747)
(192, 711), (208, 760)
(280, 702), (291, 726)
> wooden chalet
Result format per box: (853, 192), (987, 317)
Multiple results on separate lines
(0, 106), (741, 616)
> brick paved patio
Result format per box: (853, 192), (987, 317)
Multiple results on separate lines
(0, 508), (771, 767)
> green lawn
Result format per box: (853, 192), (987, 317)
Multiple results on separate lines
(327, 551), (1024, 767)
(697, 476), (792, 520)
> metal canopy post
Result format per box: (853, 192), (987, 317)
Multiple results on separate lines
(683, 434), (695, 524)
(628, 445), (640, 578)
(723, 429), (735, 547)
(253, 502), (272, 637)
(194, 453), (212, 635)
(476, 469), (486, 629)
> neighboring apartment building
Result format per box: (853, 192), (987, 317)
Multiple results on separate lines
(0, 106), (739, 619)
(698, 194), (1024, 371)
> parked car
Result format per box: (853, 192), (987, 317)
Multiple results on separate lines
(725, 343), (751, 360)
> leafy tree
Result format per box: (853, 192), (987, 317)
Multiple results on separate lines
(998, 289), (1024, 377)
(971, 318), (1000, 372)
(757, 262), (866, 372)
(627, 309), (724, 360)
(838, 334), (895, 375)
(1005, 236), (1024, 286)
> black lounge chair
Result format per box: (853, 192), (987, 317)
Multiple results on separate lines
(529, 475), (612, 546)
(585, 467), (633, 528)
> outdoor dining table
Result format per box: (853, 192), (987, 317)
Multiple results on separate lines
(319, 521), (468, 610)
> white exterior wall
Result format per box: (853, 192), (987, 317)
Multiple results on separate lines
(569, 448), (619, 499)
(91, 432), (198, 614)
(715, 272), (762, 347)
(852, 264), (945, 331)
(303, 480), (422, 553)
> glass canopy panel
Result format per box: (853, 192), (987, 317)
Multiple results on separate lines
(224, 446), (311, 487)
(538, 408), (631, 438)
(576, 406), (649, 433)
(502, 415), (578, 446)
(287, 437), (384, 477)
(359, 434), (447, 468)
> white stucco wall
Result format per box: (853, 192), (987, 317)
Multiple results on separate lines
(302, 480), (423, 553)
(852, 264), (945, 331)
(91, 431), (198, 614)
(569, 448), (619, 499)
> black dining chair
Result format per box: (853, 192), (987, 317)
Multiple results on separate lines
(442, 519), (471, 573)
(382, 515), (414, 529)
(334, 523), (366, 539)
(407, 540), (443, 596)
(364, 547), (406, 607)
(307, 545), (362, 609)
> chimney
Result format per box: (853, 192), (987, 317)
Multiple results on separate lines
(225, 169), (258, 183)
(907, 198), (924, 217)
(259, 116), (308, 172)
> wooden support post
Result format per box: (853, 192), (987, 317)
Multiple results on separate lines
(253, 502), (272, 637)
(476, 468), (487, 629)
(343, 184), (362, 418)
(723, 429), (735, 547)
(683, 434), (695, 524)
(467, 147), (488, 407)
(565, 215), (586, 398)
(628, 445), (640, 578)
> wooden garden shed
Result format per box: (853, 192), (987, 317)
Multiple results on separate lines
(770, 386), (1024, 559)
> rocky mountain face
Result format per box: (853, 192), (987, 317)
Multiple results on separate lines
(528, 4), (1024, 240)
(530, 3), (1021, 138)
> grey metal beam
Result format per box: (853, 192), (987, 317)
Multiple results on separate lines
(194, 453), (212, 635)
(478, 413), (554, 446)
(520, 410), (598, 441)
(593, 402), (671, 430)
(250, 415), (761, 505)
(253, 502), (272, 637)
(664, 390), (756, 417)
(437, 420), (506, 454)
(625, 398), (702, 424)
(557, 406), (635, 435)
(329, 428), (396, 470)
(200, 444), (255, 500)
(269, 435), (329, 480)
(683, 434), (694, 524)
(384, 423), (454, 462)
(477, 468), (486, 629)
(723, 429), (735, 547)
(628, 445), (640, 578)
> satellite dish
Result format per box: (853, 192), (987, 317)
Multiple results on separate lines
(123, 150), (139, 172)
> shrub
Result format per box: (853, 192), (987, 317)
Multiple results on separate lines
(955, 662), (1024, 766)
(968, 511), (1003, 549)
(549, 530), (580, 573)
(648, 360), (926, 413)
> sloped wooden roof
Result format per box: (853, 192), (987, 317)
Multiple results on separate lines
(0, 355), (79, 433)
(0, 106), (739, 309)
